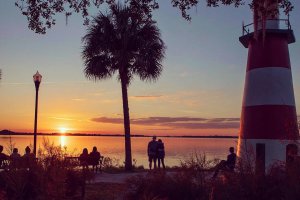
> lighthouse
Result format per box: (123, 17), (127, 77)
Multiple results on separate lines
(238, 2), (299, 173)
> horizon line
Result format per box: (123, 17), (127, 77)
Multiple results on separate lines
(0, 130), (238, 138)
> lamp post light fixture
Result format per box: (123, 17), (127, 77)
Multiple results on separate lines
(33, 71), (42, 156)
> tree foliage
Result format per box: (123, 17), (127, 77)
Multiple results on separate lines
(81, 3), (165, 170)
(82, 3), (166, 85)
(15, 0), (293, 34)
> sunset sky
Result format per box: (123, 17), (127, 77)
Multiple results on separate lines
(0, 1), (299, 136)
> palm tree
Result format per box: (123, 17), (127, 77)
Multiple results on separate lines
(82, 4), (166, 171)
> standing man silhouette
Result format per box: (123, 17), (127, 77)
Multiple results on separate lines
(148, 136), (158, 170)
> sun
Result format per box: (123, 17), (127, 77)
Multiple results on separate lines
(59, 127), (67, 134)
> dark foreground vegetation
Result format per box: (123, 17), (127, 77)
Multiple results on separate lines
(125, 155), (300, 200)
(1, 145), (300, 200)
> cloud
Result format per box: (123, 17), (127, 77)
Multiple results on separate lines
(207, 118), (240, 123)
(91, 117), (123, 124)
(49, 117), (76, 121)
(71, 98), (86, 101)
(146, 128), (175, 131)
(134, 117), (207, 124)
(1, 82), (32, 85)
(179, 71), (189, 77)
(163, 122), (239, 129)
(91, 116), (240, 129)
(130, 95), (163, 99)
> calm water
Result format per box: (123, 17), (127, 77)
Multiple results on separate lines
(0, 135), (237, 167)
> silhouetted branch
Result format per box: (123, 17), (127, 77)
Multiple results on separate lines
(14, 0), (293, 34)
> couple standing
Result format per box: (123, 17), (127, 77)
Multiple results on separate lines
(147, 136), (165, 170)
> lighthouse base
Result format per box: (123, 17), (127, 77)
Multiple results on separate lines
(237, 138), (299, 172)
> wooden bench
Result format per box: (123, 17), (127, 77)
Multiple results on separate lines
(65, 156), (104, 172)
(1, 157), (39, 171)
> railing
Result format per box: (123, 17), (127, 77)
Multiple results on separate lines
(242, 18), (292, 36)
(0, 159), (10, 171)
(65, 156), (104, 172)
(0, 156), (104, 172)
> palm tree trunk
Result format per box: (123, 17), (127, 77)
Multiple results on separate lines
(120, 76), (132, 171)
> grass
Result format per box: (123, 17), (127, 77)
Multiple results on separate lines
(85, 183), (127, 200)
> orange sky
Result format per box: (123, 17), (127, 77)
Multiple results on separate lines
(1, 1), (299, 136)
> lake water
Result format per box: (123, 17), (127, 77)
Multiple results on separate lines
(0, 135), (237, 167)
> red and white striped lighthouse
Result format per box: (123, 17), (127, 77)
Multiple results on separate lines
(238, 2), (299, 172)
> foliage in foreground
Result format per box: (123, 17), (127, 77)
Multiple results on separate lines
(84, 183), (126, 200)
(15, 0), (294, 34)
(101, 156), (144, 173)
(2, 149), (300, 200)
(124, 153), (300, 200)
(0, 140), (94, 200)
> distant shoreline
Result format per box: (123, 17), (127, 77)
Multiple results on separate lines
(0, 130), (238, 139)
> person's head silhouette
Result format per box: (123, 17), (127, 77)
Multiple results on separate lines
(93, 146), (97, 152)
(83, 148), (88, 154)
(25, 146), (31, 154)
(13, 148), (18, 154)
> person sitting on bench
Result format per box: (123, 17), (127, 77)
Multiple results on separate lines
(10, 148), (21, 169)
(212, 147), (237, 179)
(89, 146), (101, 172)
(22, 146), (36, 169)
(0, 145), (9, 169)
(79, 148), (89, 170)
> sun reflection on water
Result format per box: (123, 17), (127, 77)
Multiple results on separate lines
(60, 135), (67, 147)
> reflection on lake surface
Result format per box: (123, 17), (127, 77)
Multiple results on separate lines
(0, 135), (237, 167)
(60, 135), (66, 147)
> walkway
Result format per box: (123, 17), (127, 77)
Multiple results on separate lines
(92, 171), (148, 183)
(91, 171), (179, 184)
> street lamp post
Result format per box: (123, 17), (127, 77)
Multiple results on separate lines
(33, 71), (42, 156)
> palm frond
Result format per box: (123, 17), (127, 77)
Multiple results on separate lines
(130, 21), (166, 82)
(81, 3), (165, 84)
(84, 55), (116, 81)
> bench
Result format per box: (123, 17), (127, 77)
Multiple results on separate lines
(65, 156), (104, 172)
(1, 157), (40, 171)
(0, 159), (10, 171)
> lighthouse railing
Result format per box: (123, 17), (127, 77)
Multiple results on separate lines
(242, 18), (292, 36)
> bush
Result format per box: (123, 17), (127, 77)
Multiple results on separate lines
(125, 153), (213, 200)
(124, 152), (300, 200)
(125, 172), (210, 200)
(0, 139), (94, 200)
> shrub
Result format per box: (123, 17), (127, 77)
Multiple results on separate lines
(125, 152), (300, 200)
(0, 139), (94, 200)
(125, 153), (213, 200)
